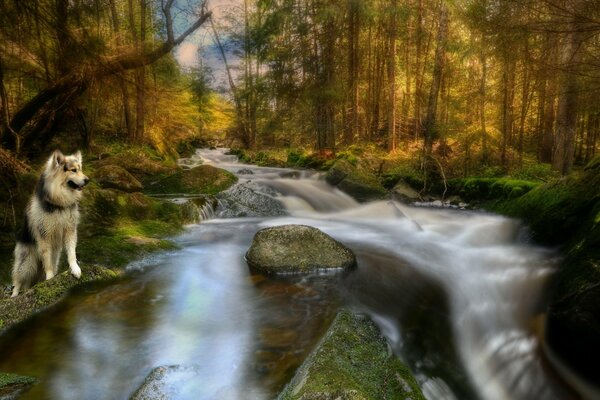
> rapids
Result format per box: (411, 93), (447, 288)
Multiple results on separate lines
(0, 148), (579, 399)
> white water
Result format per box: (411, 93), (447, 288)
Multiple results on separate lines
(193, 148), (571, 400)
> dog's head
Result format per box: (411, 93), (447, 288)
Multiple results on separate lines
(44, 150), (90, 204)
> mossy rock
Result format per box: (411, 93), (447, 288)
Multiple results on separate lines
(94, 164), (143, 193)
(246, 225), (356, 275)
(131, 365), (202, 400)
(0, 372), (37, 398)
(0, 264), (120, 333)
(455, 177), (538, 202)
(278, 310), (425, 400)
(144, 165), (237, 195)
(325, 160), (387, 202)
(93, 148), (177, 184)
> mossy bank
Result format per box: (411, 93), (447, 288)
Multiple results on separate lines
(486, 156), (600, 390)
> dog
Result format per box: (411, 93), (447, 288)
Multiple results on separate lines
(11, 150), (89, 297)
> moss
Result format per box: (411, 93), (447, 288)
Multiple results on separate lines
(453, 177), (539, 203)
(144, 165), (237, 195)
(325, 160), (387, 202)
(0, 372), (37, 397)
(0, 264), (120, 332)
(278, 310), (425, 400)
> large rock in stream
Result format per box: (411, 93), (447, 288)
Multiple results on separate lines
(278, 310), (425, 400)
(246, 225), (356, 274)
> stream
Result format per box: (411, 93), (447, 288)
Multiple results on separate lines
(0, 148), (578, 399)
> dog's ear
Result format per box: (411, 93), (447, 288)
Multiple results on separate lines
(49, 150), (65, 168)
(74, 151), (82, 165)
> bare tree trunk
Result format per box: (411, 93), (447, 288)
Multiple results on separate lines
(388, 0), (398, 151)
(552, 20), (584, 175)
(479, 38), (488, 164)
(135, 0), (147, 142)
(423, 3), (448, 155)
(109, 0), (134, 138)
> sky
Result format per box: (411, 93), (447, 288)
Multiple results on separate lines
(174, 0), (242, 90)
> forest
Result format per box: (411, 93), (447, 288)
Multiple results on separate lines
(1, 0), (598, 178)
(1, 1), (600, 399)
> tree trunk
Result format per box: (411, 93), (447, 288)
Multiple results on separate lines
(388, 0), (398, 151)
(552, 17), (584, 175)
(109, 0), (134, 138)
(423, 3), (448, 155)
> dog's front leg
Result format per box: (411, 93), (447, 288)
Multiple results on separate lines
(65, 227), (81, 279)
(39, 241), (56, 280)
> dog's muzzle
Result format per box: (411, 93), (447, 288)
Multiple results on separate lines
(68, 177), (89, 191)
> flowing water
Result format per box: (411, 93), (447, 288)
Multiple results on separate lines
(0, 149), (581, 399)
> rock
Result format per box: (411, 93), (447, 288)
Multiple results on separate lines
(325, 160), (387, 202)
(217, 182), (286, 218)
(392, 181), (422, 202)
(277, 310), (425, 400)
(0, 372), (37, 399)
(237, 168), (254, 175)
(94, 165), (143, 192)
(246, 225), (356, 274)
(0, 264), (120, 333)
(131, 365), (201, 400)
(144, 165), (237, 195)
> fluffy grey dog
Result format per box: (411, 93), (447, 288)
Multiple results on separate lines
(11, 150), (89, 297)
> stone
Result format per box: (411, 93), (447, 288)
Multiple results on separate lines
(94, 165), (143, 192)
(131, 365), (201, 400)
(325, 160), (387, 202)
(246, 224), (356, 274)
(277, 310), (425, 400)
(217, 182), (286, 218)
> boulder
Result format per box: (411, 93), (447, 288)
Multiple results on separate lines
(217, 182), (286, 218)
(131, 365), (202, 400)
(392, 181), (422, 203)
(246, 224), (356, 274)
(94, 165), (143, 192)
(325, 160), (387, 202)
(144, 165), (237, 195)
(277, 310), (425, 400)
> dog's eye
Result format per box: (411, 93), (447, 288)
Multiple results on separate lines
(70, 168), (77, 173)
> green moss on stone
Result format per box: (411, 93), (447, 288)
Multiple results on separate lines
(0, 372), (37, 397)
(144, 165), (237, 195)
(0, 264), (120, 333)
(325, 160), (387, 202)
(278, 310), (425, 400)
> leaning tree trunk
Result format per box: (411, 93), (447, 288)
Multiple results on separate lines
(2, 1), (211, 154)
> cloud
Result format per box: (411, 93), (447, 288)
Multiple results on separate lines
(177, 42), (199, 69)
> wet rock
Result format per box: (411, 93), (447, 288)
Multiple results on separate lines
(277, 310), (425, 400)
(325, 160), (387, 202)
(94, 165), (143, 193)
(392, 181), (422, 203)
(246, 225), (356, 274)
(131, 365), (201, 400)
(237, 168), (254, 175)
(0, 372), (37, 399)
(144, 165), (237, 195)
(217, 182), (286, 218)
(0, 264), (120, 333)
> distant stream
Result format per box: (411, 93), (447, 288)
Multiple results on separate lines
(0, 148), (576, 400)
